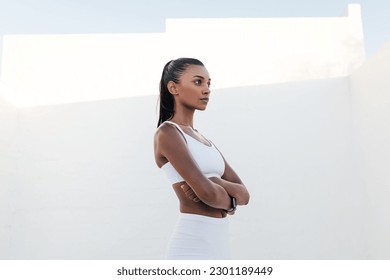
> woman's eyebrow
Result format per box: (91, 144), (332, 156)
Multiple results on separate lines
(193, 75), (211, 81)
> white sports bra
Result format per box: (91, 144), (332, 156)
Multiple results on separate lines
(160, 121), (225, 184)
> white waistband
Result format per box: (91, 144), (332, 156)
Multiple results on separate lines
(179, 213), (228, 225)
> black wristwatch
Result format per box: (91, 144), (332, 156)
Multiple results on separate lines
(227, 197), (237, 213)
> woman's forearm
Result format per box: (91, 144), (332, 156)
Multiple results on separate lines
(207, 181), (235, 210)
(187, 178), (233, 210)
(209, 177), (250, 205)
(181, 179), (235, 211)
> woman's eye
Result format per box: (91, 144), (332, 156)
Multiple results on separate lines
(194, 80), (201, 85)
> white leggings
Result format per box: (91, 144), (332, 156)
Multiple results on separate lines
(166, 213), (230, 260)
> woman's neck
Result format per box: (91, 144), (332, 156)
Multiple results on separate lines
(170, 113), (195, 129)
(170, 103), (196, 128)
(170, 118), (194, 128)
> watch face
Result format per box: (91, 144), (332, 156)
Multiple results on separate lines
(232, 197), (236, 209)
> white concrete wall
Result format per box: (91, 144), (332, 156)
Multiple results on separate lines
(0, 76), (374, 259)
(0, 95), (18, 257)
(202, 78), (368, 259)
(0, 96), (173, 259)
(2, 4), (389, 260)
(350, 42), (390, 259)
(0, 4), (364, 107)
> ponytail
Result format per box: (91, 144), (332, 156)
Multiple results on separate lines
(157, 60), (175, 127)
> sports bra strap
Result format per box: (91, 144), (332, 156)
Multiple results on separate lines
(164, 121), (187, 144)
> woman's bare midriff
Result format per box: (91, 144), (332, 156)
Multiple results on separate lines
(172, 183), (227, 218)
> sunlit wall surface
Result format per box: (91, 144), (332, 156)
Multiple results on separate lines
(0, 5), (364, 107)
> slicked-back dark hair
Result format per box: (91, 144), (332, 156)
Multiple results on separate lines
(157, 58), (204, 127)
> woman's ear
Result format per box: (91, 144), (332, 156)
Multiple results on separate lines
(167, 81), (178, 95)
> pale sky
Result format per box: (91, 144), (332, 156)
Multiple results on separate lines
(0, 0), (389, 76)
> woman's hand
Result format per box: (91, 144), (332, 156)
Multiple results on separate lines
(181, 183), (200, 202)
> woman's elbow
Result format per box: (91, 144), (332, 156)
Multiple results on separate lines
(239, 189), (250, 205)
(243, 192), (250, 205)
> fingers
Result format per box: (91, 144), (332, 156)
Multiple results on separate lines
(180, 184), (190, 192)
(181, 184), (192, 196)
(181, 183), (200, 203)
(186, 191), (197, 201)
(187, 191), (200, 202)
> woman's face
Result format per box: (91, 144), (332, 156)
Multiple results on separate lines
(173, 65), (211, 111)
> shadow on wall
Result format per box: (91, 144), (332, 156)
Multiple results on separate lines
(0, 96), (18, 258)
(349, 41), (390, 259)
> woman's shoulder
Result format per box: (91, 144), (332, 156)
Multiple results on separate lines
(155, 122), (188, 150)
(156, 121), (174, 134)
(155, 122), (181, 141)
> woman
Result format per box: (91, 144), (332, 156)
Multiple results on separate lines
(154, 58), (250, 259)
